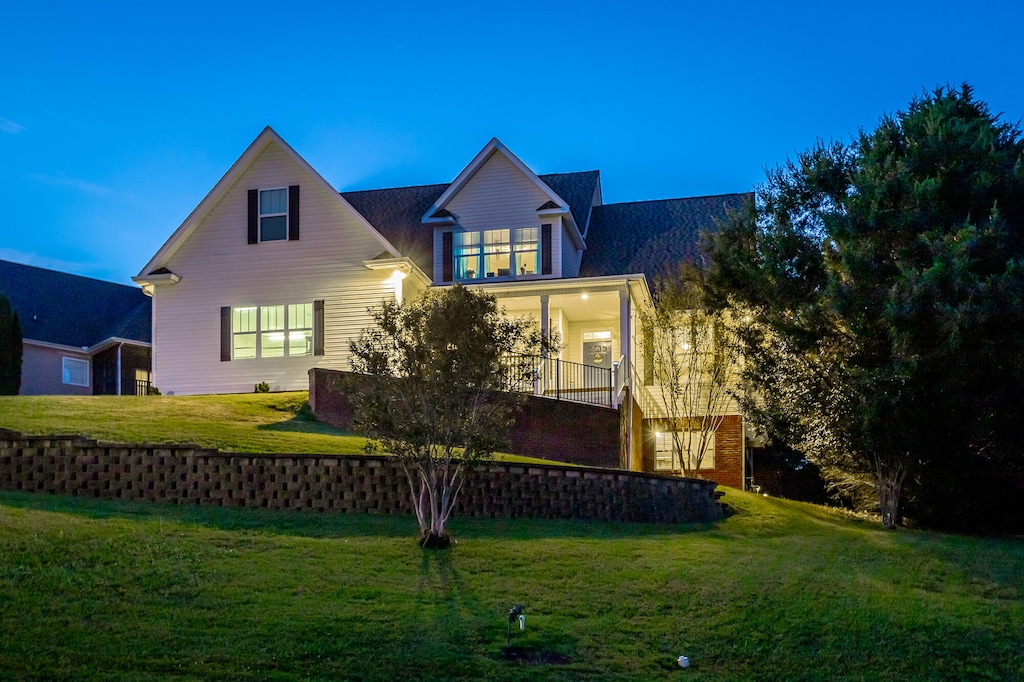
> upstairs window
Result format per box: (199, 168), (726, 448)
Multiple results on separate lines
(454, 227), (541, 280)
(259, 188), (288, 242)
(248, 186), (299, 244)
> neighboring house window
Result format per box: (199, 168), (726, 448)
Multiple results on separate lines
(655, 431), (716, 471)
(248, 185), (300, 244)
(453, 227), (541, 280)
(259, 188), (288, 241)
(62, 357), (90, 387)
(226, 303), (315, 359)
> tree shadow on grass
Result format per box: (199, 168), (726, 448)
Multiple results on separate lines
(0, 490), (725, 542)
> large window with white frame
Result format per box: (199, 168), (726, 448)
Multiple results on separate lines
(62, 357), (90, 387)
(455, 227), (540, 280)
(259, 188), (288, 241)
(232, 303), (312, 359)
(655, 431), (716, 471)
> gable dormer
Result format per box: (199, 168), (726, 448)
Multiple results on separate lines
(425, 139), (588, 284)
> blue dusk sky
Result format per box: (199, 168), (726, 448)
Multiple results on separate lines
(2, 1), (1022, 285)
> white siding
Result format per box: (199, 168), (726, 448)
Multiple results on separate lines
(434, 150), (562, 281)
(152, 143), (398, 395)
(560, 218), (583, 277)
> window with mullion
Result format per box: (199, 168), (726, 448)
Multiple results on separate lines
(232, 303), (313, 359)
(454, 232), (481, 280)
(259, 188), (288, 242)
(483, 229), (510, 277)
(513, 227), (538, 276)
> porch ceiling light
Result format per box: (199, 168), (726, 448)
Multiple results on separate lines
(581, 294), (589, 300)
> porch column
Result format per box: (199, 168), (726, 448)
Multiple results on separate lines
(539, 294), (549, 346)
(619, 285), (631, 370)
(116, 342), (123, 396)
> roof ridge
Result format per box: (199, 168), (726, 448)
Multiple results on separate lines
(597, 192), (753, 209)
(0, 258), (139, 290)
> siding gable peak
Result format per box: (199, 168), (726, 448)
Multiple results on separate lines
(421, 138), (585, 250)
(136, 127), (403, 280)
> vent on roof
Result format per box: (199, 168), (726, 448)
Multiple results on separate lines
(536, 201), (560, 211)
(431, 208), (453, 219)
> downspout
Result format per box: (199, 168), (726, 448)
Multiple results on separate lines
(116, 342), (123, 396)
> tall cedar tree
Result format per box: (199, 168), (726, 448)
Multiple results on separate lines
(0, 294), (22, 395)
(705, 85), (1024, 529)
(348, 284), (556, 548)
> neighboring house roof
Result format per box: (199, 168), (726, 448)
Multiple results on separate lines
(580, 192), (753, 288)
(0, 259), (151, 348)
(340, 171), (601, 275)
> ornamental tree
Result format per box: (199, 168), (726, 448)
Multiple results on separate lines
(348, 284), (556, 548)
(705, 85), (1024, 529)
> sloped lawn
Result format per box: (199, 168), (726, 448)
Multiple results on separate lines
(1, 488), (1022, 680)
(0, 392), (551, 464)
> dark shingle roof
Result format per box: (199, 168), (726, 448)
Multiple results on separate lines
(341, 183), (447, 274)
(580, 192), (753, 287)
(340, 171), (600, 275)
(0, 260), (151, 348)
(539, 170), (600, 232)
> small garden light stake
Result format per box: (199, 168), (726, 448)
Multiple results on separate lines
(507, 605), (524, 644)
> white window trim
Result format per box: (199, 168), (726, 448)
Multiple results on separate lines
(655, 430), (716, 471)
(454, 226), (541, 281)
(259, 187), (289, 243)
(62, 357), (90, 387)
(232, 303), (313, 360)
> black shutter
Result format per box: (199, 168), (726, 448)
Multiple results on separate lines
(288, 185), (300, 241)
(442, 232), (453, 281)
(220, 307), (232, 361)
(313, 299), (324, 356)
(541, 224), (552, 275)
(247, 190), (258, 244)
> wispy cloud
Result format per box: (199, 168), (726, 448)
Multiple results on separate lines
(0, 117), (24, 134)
(31, 172), (120, 197)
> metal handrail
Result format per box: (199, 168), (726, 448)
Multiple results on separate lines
(501, 354), (614, 408)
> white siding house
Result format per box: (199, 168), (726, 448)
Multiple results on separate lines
(135, 129), (427, 395)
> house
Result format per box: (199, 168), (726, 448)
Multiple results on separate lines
(135, 128), (752, 487)
(0, 260), (152, 395)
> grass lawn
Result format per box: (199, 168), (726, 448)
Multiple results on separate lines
(0, 393), (551, 464)
(1, 488), (1022, 681)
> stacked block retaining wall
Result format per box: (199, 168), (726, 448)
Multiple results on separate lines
(0, 432), (724, 524)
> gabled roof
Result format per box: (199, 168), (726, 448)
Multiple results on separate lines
(580, 192), (753, 290)
(137, 127), (401, 278)
(0, 260), (151, 348)
(340, 171), (601, 275)
(420, 138), (588, 249)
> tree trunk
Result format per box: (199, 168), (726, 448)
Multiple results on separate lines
(876, 461), (906, 530)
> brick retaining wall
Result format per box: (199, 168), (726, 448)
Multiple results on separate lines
(309, 368), (621, 469)
(0, 432), (724, 524)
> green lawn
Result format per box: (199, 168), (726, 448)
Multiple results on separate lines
(1, 489), (1022, 680)
(0, 392), (551, 464)
(1, 394), (1022, 679)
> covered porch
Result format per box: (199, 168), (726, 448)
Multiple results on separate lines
(466, 275), (651, 408)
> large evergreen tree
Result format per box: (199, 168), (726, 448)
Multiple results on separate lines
(705, 85), (1024, 529)
(0, 293), (22, 395)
